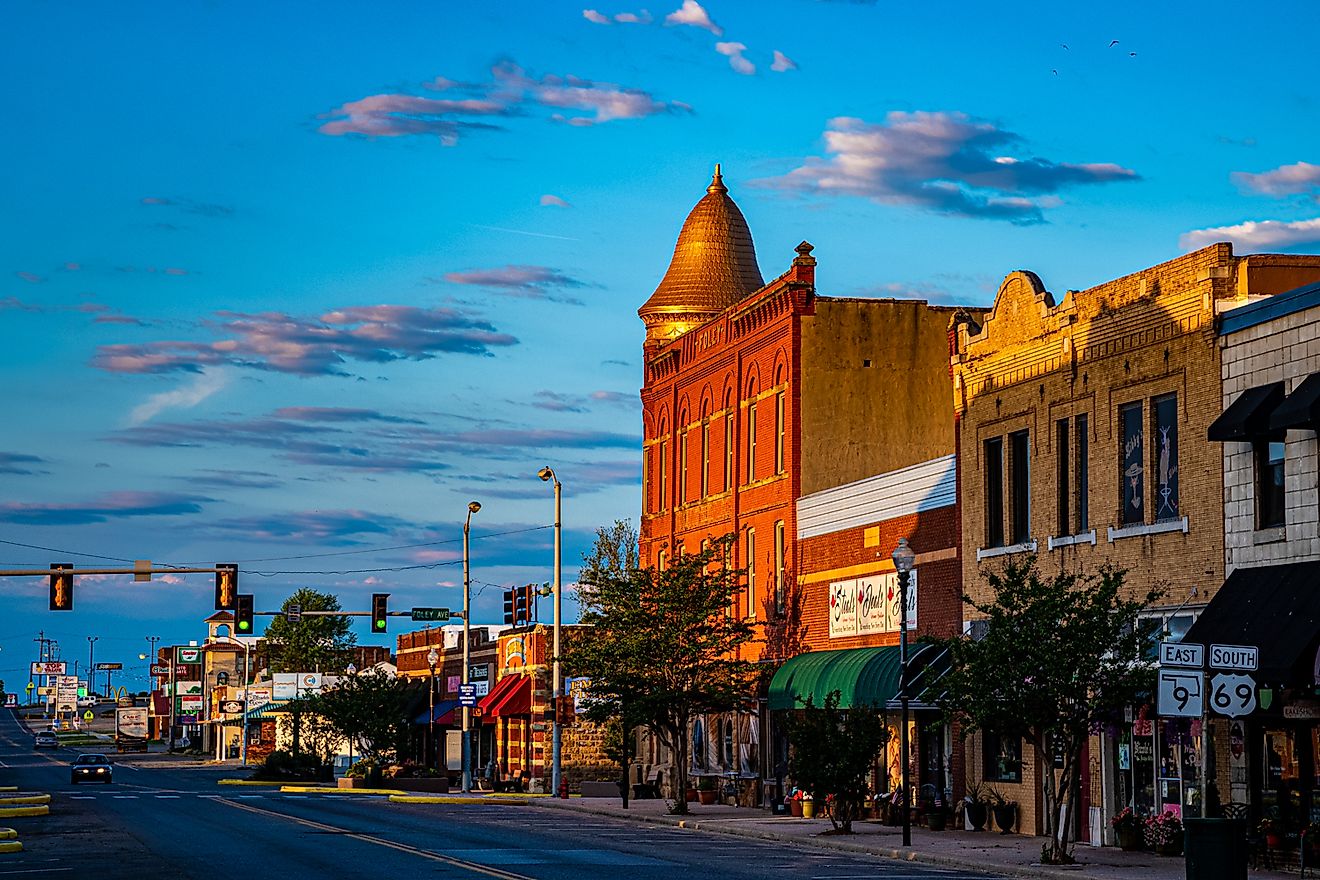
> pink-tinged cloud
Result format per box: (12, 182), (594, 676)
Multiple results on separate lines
(757, 111), (1139, 224)
(666, 0), (721, 34)
(205, 509), (406, 543)
(15, 271), (43, 283)
(583, 8), (610, 23)
(64, 262), (81, 271)
(493, 61), (679, 126)
(715, 42), (755, 75)
(615, 10), (653, 22)
(0, 491), (212, 525)
(539, 194), (571, 207)
(442, 264), (585, 301)
(91, 304), (518, 376)
(1232, 161), (1320, 197)
(771, 50), (798, 72)
(318, 94), (509, 144)
(1180, 217), (1320, 252)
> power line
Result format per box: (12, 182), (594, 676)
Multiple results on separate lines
(199, 524), (552, 564)
(0, 538), (134, 563)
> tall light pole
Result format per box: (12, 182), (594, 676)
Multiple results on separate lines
(892, 537), (916, 848)
(427, 647), (439, 771)
(538, 466), (563, 797)
(86, 636), (99, 698)
(461, 500), (481, 793)
(145, 636), (160, 691)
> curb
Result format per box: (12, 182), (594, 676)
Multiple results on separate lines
(389, 795), (530, 806)
(525, 803), (1091, 880)
(0, 788), (15, 793)
(0, 841), (21, 854)
(217, 780), (293, 787)
(0, 796), (49, 806)
(279, 785), (405, 796)
(0, 806), (48, 818)
(0, 829), (16, 840)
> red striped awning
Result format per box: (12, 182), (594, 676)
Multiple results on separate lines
(478, 674), (530, 722)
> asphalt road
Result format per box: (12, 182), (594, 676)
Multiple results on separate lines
(0, 709), (997, 879)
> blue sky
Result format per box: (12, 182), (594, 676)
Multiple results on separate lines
(3, 0), (1320, 691)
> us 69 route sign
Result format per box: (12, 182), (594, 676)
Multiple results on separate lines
(1157, 668), (1204, 718)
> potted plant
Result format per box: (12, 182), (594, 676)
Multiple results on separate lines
(921, 790), (949, 831)
(339, 759), (373, 789)
(963, 780), (990, 832)
(801, 793), (816, 819)
(987, 787), (1017, 834)
(873, 792), (892, 825)
(1145, 810), (1184, 856)
(788, 789), (804, 818)
(697, 776), (717, 805)
(1110, 807), (1142, 851)
(1259, 818), (1283, 850)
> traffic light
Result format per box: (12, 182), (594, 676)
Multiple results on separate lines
(215, 563), (238, 611)
(49, 563), (74, 611)
(234, 594), (254, 634)
(522, 584), (537, 624)
(502, 588), (514, 626)
(371, 593), (389, 633)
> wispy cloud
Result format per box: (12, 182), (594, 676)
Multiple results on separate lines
(0, 452), (49, 475)
(584, 7), (654, 24)
(128, 369), (230, 426)
(666, 0), (721, 34)
(1232, 161), (1320, 197)
(716, 42), (755, 75)
(91, 304), (518, 376)
(0, 491), (212, 526)
(270, 407), (426, 425)
(15, 271), (43, 284)
(319, 60), (686, 143)
(1180, 217), (1320, 252)
(140, 196), (234, 218)
(757, 111), (1139, 224)
(539, 194), (571, 207)
(205, 509), (406, 544)
(771, 50), (798, 72)
(441, 265), (586, 302)
(181, 469), (285, 490)
(584, 8), (611, 23)
(528, 389), (634, 412)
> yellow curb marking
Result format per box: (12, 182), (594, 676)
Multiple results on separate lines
(0, 841), (22, 854)
(0, 795), (50, 806)
(0, 806), (46, 818)
(217, 779), (293, 787)
(0, 828), (15, 840)
(279, 785), (405, 795)
(218, 798), (534, 880)
(388, 795), (529, 806)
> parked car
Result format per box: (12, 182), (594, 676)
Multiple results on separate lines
(70, 753), (113, 784)
(33, 731), (59, 749)
(77, 696), (98, 708)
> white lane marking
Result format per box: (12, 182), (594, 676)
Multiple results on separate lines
(236, 794), (264, 799)
(283, 795), (308, 799)
(69, 796), (96, 800)
(111, 795), (139, 799)
(155, 795), (181, 799)
(0, 868), (75, 875)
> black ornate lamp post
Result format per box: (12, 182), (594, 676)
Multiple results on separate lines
(892, 537), (916, 848)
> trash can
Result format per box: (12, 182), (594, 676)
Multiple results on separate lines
(1184, 817), (1247, 880)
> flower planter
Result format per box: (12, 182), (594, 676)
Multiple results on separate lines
(698, 790), (717, 805)
(392, 777), (450, 793)
(338, 777), (365, 789)
(801, 799), (816, 819)
(789, 799), (803, 818)
(686, 789), (698, 803)
(927, 810), (949, 831)
(992, 803), (1016, 834)
(966, 802), (988, 832)
(1116, 827), (1142, 851)
(1156, 840), (1184, 857)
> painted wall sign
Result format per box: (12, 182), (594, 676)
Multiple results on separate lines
(829, 571), (917, 639)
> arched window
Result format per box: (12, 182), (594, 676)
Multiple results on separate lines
(724, 390), (735, 492)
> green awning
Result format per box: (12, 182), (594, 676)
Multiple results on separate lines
(768, 644), (949, 711)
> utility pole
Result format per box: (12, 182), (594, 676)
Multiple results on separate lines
(87, 636), (99, 696)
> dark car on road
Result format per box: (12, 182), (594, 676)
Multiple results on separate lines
(33, 731), (59, 749)
(70, 753), (113, 784)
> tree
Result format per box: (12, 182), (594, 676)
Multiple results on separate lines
(298, 669), (415, 765)
(564, 527), (756, 815)
(261, 588), (356, 674)
(936, 556), (1159, 865)
(783, 691), (888, 833)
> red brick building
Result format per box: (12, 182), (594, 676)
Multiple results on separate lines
(637, 166), (978, 804)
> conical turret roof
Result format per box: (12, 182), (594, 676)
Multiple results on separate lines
(639, 165), (764, 329)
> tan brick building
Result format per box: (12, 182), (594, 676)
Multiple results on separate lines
(951, 243), (1320, 842)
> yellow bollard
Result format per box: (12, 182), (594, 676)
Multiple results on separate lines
(802, 799), (815, 819)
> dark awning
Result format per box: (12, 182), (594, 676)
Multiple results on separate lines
(1207, 382), (1285, 441)
(1270, 373), (1320, 432)
(1184, 562), (1320, 685)
(478, 674), (530, 721)
(768, 643), (946, 711)
(414, 699), (460, 725)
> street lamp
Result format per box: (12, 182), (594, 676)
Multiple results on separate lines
(86, 636), (99, 699)
(427, 647), (439, 770)
(892, 537), (916, 848)
(461, 499), (481, 793)
(538, 465), (563, 798)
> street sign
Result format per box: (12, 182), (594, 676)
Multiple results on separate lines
(30, 661), (66, 676)
(1210, 644), (1258, 671)
(458, 684), (477, 707)
(1157, 669), (1204, 718)
(1210, 672), (1258, 717)
(1159, 642), (1204, 668)
(175, 647), (202, 664)
(411, 607), (451, 622)
(83, 710), (93, 721)
(286, 603), (302, 624)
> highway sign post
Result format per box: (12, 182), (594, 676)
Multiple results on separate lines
(1157, 668), (1204, 717)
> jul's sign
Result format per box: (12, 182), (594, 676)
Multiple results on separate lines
(828, 571), (917, 639)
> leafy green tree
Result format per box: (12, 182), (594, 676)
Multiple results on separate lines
(936, 556), (1158, 864)
(783, 690), (888, 833)
(298, 669), (414, 764)
(261, 588), (356, 674)
(564, 526), (756, 815)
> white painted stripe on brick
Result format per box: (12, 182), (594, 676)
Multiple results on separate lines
(797, 454), (956, 540)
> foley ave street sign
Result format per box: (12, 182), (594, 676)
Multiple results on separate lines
(411, 607), (451, 622)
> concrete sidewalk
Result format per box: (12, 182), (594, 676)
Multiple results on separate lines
(528, 796), (1302, 880)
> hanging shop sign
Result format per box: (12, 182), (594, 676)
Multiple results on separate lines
(828, 571), (917, 639)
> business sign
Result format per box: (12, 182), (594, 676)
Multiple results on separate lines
(299, 673), (323, 693)
(273, 673), (297, 700)
(458, 683), (477, 708)
(94, 662), (123, 671)
(1209, 672), (1257, 718)
(175, 647), (202, 665)
(56, 675), (79, 713)
(1157, 669), (1204, 718)
(3, 694), (16, 708)
(150, 664), (169, 677)
(566, 677), (597, 714)
(1210, 644), (1258, 672)
(177, 694), (204, 714)
(116, 708), (149, 739)
(469, 663), (490, 697)
(1159, 642), (1204, 668)
(246, 687), (272, 708)
(446, 675), (461, 694)
(220, 700), (244, 715)
(30, 661), (66, 676)
(829, 571), (918, 639)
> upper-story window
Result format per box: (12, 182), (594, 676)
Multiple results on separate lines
(658, 437), (669, 512)
(745, 527), (756, 618)
(701, 417), (710, 498)
(724, 395), (735, 493)
(746, 399), (758, 484)
(678, 425), (689, 506)
(1008, 430), (1031, 544)
(1256, 438), (1286, 529)
(775, 391), (786, 474)
(984, 430), (1030, 547)
(984, 437), (1005, 548)
(1119, 393), (1179, 526)
(1055, 414), (1090, 535)
(774, 520), (786, 617)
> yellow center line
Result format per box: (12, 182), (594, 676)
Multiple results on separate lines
(217, 797), (536, 880)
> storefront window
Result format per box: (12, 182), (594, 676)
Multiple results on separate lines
(1133, 726), (1156, 816)
(1262, 728), (1303, 828)
(984, 731), (1022, 783)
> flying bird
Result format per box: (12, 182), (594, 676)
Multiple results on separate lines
(1109, 40), (1120, 47)
(1052, 68), (1058, 75)
(1060, 43), (1069, 49)
(1129, 52), (1137, 57)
